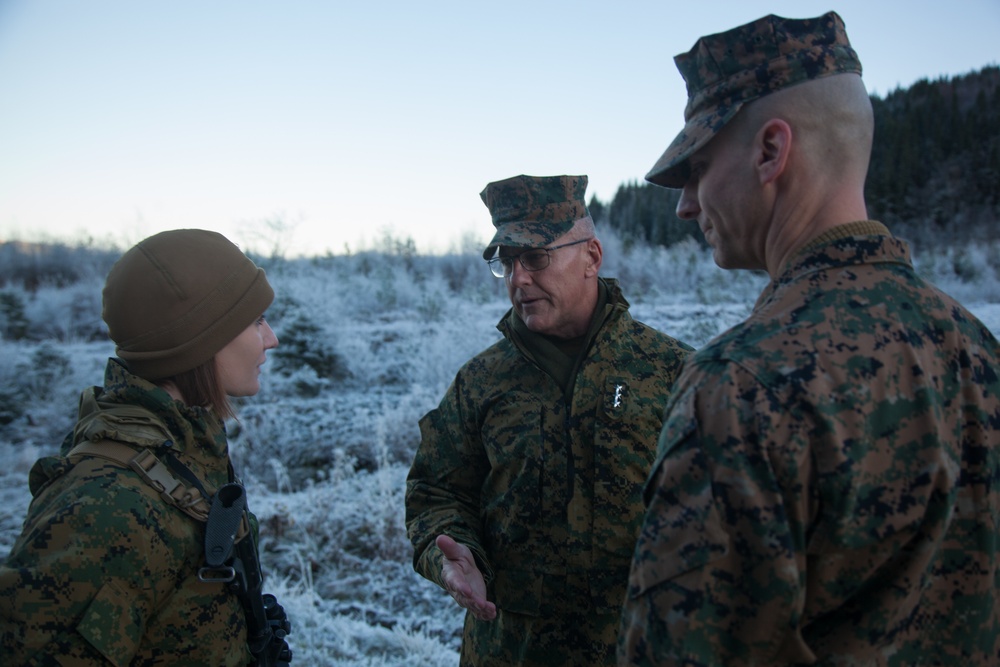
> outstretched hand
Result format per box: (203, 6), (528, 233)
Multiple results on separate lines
(436, 534), (497, 621)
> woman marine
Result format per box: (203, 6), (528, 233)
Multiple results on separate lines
(0, 229), (282, 666)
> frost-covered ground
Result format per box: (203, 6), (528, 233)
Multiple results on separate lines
(1, 234), (998, 665)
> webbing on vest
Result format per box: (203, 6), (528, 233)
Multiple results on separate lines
(68, 440), (212, 523)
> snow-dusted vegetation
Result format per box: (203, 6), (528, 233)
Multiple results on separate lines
(1, 229), (999, 665)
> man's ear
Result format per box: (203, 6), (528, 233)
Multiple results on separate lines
(755, 118), (791, 185)
(585, 238), (603, 277)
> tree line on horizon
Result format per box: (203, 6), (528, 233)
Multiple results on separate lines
(591, 65), (1000, 248)
(1, 65), (997, 290)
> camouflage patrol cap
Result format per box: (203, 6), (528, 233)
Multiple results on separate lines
(646, 11), (862, 188)
(480, 174), (590, 260)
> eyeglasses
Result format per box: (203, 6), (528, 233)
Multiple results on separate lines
(487, 238), (593, 278)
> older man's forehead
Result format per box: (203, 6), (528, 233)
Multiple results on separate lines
(498, 244), (544, 257)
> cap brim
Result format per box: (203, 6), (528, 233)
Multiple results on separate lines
(645, 103), (744, 188)
(481, 219), (576, 260)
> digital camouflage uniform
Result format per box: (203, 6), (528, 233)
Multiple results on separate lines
(0, 358), (253, 666)
(407, 278), (692, 666)
(619, 224), (1000, 665)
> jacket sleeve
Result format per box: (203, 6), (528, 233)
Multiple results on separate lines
(619, 362), (812, 666)
(0, 460), (201, 666)
(405, 370), (494, 588)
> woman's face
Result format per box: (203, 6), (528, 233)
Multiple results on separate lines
(215, 315), (279, 397)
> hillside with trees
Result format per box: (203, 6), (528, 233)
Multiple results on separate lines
(595, 65), (1000, 248)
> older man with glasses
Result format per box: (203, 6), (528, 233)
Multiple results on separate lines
(405, 174), (693, 666)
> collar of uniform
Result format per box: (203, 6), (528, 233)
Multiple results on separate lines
(504, 278), (614, 395)
(756, 222), (909, 311)
(98, 357), (229, 457)
(797, 220), (891, 257)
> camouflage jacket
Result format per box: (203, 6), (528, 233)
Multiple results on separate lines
(406, 279), (691, 664)
(620, 228), (1000, 666)
(0, 358), (252, 666)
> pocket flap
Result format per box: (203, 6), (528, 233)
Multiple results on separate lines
(77, 580), (144, 667)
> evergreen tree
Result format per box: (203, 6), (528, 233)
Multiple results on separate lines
(595, 66), (998, 249)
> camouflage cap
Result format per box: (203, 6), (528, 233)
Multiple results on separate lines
(646, 11), (862, 188)
(480, 174), (590, 260)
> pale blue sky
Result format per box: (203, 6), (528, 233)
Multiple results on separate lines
(1, 1), (997, 257)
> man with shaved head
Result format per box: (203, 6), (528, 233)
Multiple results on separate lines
(619, 12), (1000, 666)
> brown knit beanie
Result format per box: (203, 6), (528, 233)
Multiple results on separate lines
(102, 229), (275, 380)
